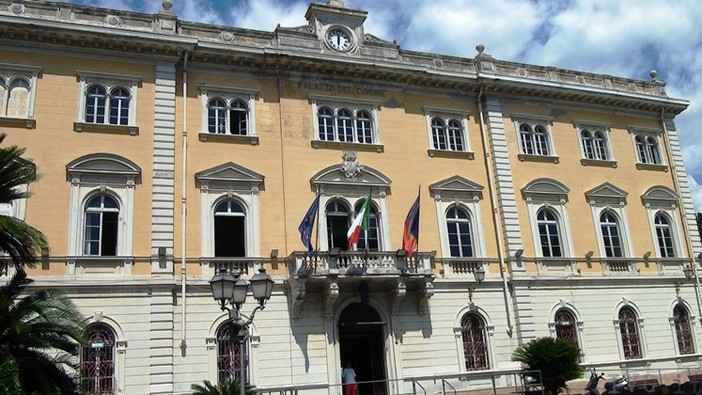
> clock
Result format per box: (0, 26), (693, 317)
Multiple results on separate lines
(327, 28), (352, 51)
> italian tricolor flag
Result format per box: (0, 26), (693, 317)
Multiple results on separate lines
(347, 197), (371, 246)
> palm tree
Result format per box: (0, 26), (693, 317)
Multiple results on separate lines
(191, 378), (256, 395)
(0, 133), (46, 269)
(512, 337), (583, 395)
(0, 269), (86, 394)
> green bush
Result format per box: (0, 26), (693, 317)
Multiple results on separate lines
(512, 337), (583, 395)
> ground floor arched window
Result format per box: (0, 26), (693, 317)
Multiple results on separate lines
(217, 323), (249, 384)
(80, 323), (116, 394)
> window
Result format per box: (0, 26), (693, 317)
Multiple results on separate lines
(461, 313), (489, 370)
(631, 129), (664, 166)
(67, 154), (140, 264)
(431, 118), (464, 151)
(80, 324), (116, 394)
(76, 72), (139, 132)
(618, 306), (641, 359)
(216, 323), (249, 384)
(199, 86), (258, 143)
(554, 309), (578, 347)
(83, 194), (119, 256)
(537, 208), (562, 257)
(0, 63), (40, 127)
(446, 206), (474, 257)
(196, 162), (264, 264)
(518, 121), (551, 156)
(654, 213), (676, 258)
(317, 106), (375, 144)
(325, 199), (350, 251)
(600, 211), (623, 258)
(311, 97), (380, 148)
(355, 199), (379, 251)
(214, 199), (246, 257)
(578, 125), (611, 161)
(673, 304), (694, 355)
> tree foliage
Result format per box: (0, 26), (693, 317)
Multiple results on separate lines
(0, 133), (46, 269)
(512, 337), (583, 395)
(191, 378), (256, 395)
(0, 270), (86, 394)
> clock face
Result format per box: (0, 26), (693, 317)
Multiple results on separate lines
(327, 28), (352, 51)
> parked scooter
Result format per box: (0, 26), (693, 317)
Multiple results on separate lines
(584, 369), (631, 395)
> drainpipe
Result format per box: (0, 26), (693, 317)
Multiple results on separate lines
(180, 52), (189, 354)
(659, 108), (702, 318)
(476, 85), (514, 337)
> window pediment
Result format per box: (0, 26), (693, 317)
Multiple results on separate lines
(195, 162), (264, 193)
(641, 185), (678, 208)
(430, 175), (483, 200)
(522, 178), (569, 203)
(311, 150), (390, 193)
(66, 153), (140, 186)
(585, 182), (628, 206)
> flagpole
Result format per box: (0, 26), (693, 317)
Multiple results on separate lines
(313, 189), (320, 267)
(415, 185), (420, 260)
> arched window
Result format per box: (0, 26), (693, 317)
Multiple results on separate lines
(634, 134), (661, 164)
(646, 136), (661, 164)
(654, 213), (676, 257)
(619, 307), (641, 359)
(600, 211), (623, 258)
(229, 100), (248, 135)
(7, 78), (30, 118)
(84, 194), (119, 256)
(80, 324), (116, 395)
(447, 119), (465, 151)
(318, 107), (334, 141)
(216, 323), (249, 384)
(537, 208), (562, 257)
(674, 304), (694, 355)
(431, 118), (448, 150)
(355, 200), (379, 251)
(446, 206), (474, 257)
(356, 110), (373, 144)
(208, 98), (227, 134)
(214, 200), (246, 257)
(555, 309), (578, 347)
(519, 123), (534, 154)
(326, 200), (350, 250)
(337, 109), (353, 142)
(534, 125), (549, 155)
(86, 85), (107, 124)
(109, 87), (130, 126)
(461, 313), (489, 370)
(593, 131), (608, 160)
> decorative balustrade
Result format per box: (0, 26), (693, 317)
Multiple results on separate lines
(536, 258), (578, 275)
(437, 258), (489, 279)
(200, 257), (261, 278)
(601, 259), (638, 275)
(289, 251), (432, 277)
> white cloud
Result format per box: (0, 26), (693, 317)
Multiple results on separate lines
(227, 1), (310, 31)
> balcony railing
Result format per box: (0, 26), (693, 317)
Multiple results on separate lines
(200, 257), (262, 278)
(437, 258), (489, 278)
(289, 251), (432, 277)
(601, 259), (638, 275)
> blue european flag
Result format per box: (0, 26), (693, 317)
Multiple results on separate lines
(298, 194), (320, 255)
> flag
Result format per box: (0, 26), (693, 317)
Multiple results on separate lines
(347, 196), (371, 246)
(402, 196), (420, 257)
(298, 194), (320, 255)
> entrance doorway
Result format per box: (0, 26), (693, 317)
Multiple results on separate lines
(338, 303), (387, 395)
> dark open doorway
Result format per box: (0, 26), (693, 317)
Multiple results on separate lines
(338, 303), (387, 395)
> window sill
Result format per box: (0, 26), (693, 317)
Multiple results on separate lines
(198, 132), (259, 145)
(636, 163), (668, 172)
(581, 159), (617, 168)
(311, 140), (384, 153)
(518, 154), (559, 164)
(74, 122), (138, 136)
(0, 116), (35, 129)
(428, 149), (475, 160)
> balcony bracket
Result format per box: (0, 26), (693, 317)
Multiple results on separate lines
(391, 279), (407, 314)
(324, 281), (339, 320)
(418, 280), (435, 315)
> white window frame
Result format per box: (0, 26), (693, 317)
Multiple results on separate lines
(207, 315), (261, 388)
(668, 300), (697, 356)
(522, 179), (574, 259)
(310, 95), (381, 146)
(575, 121), (613, 162)
(641, 185), (685, 259)
(629, 127), (665, 166)
(548, 302), (585, 361)
(317, 195), (389, 252)
(613, 301), (646, 360)
(199, 84), (258, 142)
(76, 71), (140, 126)
(512, 114), (556, 157)
(82, 315), (127, 395)
(586, 184), (633, 259)
(423, 106), (472, 154)
(0, 63), (40, 127)
(453, 305), (495, 373)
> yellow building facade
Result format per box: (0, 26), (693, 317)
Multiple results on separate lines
(1, 0), (700, 394)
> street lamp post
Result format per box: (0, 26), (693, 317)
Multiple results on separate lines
(210, 267), (274, 395)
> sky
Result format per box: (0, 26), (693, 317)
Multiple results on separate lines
(57, 0), (702, 210)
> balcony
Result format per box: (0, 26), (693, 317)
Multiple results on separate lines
(288, 250), (435, 319)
